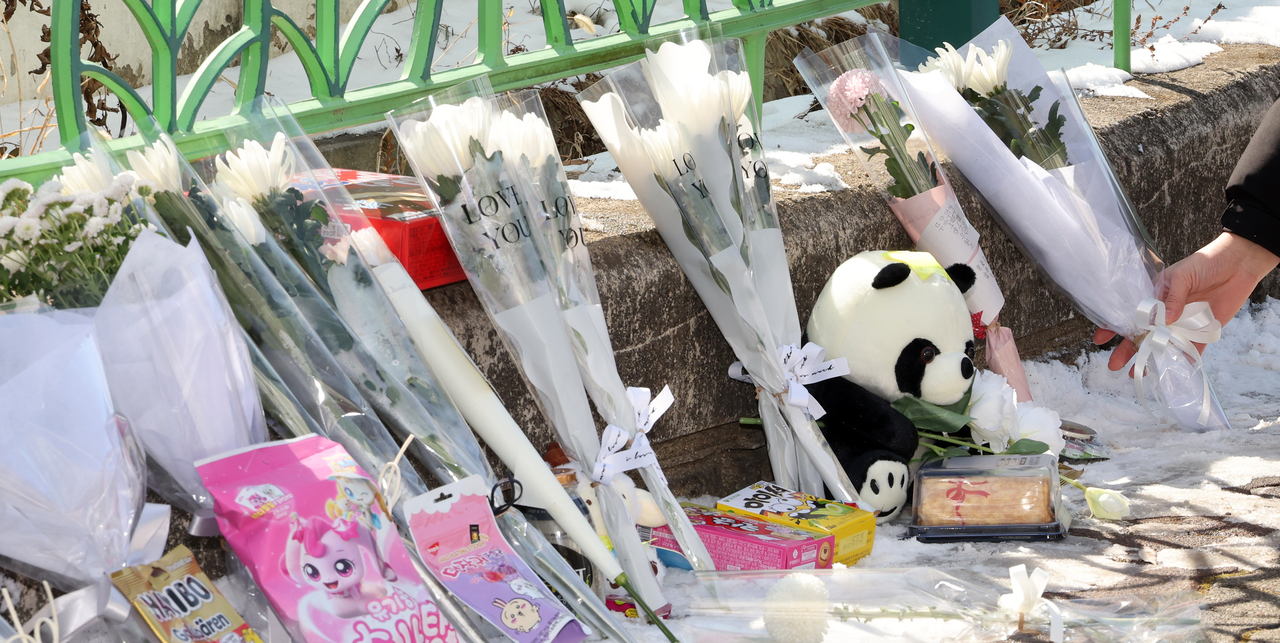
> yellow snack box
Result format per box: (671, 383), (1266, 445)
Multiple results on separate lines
(716, 481), (876, 566)
(111, 545), (261, 643)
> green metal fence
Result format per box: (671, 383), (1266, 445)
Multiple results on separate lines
(4, 0), (877, 182)
(3, 0), (1134, 183)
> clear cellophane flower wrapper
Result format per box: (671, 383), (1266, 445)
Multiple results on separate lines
(493, 87), (717, 572)
(678, 567), (1204, 643)
(193, 106), (495, 493)
(388, 77), (675, 635)
(0, 309), (154, 639)
(104, 124), (433, 515)
(279, 102), (643, 643)
(578, 32), (860, 503)
(896, 19), (1228, 430)
(93, 229), (268, 516)
(793, 34), (1006, 335)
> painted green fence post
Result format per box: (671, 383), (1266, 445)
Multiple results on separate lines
(1114, 0), (1131, 72)
(898, 0), (998, 63)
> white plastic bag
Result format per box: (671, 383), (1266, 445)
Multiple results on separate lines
(94, 229), (266, 514)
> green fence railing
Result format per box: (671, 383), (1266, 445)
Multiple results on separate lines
(4, 0), (880, 183)
(3, 0), (1135, 183)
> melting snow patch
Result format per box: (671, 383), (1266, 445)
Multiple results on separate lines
(1066, 64), (1152, 98)
(1131, 35), (1224, 74)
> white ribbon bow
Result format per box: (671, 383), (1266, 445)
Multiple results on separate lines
(1125, 299), (1222, 425)
(998, 564), (1063, 643)
(591, 385), (674, 486)
(729, 343), (850, 420)
(12, 503), (172, 641)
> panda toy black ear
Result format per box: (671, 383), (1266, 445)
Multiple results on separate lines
(871, 262), (912, 289)
(945, 263), (976, 294)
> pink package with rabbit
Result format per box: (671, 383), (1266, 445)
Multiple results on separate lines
(405, 476), (587, 643)
(197, 435), (458, 643)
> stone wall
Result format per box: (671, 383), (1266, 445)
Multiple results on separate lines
(396, 45), (1280, 497)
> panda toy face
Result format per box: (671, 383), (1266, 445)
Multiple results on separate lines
(807, 251), (976, 406)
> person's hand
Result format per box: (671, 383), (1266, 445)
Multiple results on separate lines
(1093, 231), (1279, 372)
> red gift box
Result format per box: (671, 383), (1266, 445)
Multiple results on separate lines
(334, 169), (466, 290)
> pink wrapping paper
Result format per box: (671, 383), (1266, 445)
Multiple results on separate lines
(985, 324), (1033, 402)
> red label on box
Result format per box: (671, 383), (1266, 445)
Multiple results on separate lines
(647, 504), (834, 571)
(334, 169), (466, 290)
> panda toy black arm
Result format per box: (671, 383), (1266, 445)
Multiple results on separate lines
(805, 375), (919, 461)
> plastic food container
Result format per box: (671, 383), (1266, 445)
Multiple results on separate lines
(907, 462), (1065, 543)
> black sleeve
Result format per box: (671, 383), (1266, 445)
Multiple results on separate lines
(1222, 98), (1280, 258)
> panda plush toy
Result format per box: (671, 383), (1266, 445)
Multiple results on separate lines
(805, 251), (977, 523)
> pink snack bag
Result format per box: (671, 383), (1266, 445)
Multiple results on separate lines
(197, 435), (459, 643)
(405, 476), (588, 643)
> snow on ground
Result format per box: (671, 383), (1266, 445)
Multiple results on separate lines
(1034, 0), (1280, 95)
(615, 298), (1280, 642)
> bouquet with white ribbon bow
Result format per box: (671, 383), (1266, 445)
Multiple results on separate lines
(493, 88), (714, 572)
(388, 76), (676, 641)
(578, 31), (858, 501)
(0, 309), (169, 641)
(897, 18), (1228, 430)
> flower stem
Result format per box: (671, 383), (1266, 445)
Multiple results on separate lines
(615, 574), (679, 643)
(916, 430), (994, 453)
(1060, 475), (1087, 492)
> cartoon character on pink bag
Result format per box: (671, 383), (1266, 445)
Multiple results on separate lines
(283, 515), (398, 623)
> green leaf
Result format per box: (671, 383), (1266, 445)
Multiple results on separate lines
(941, 446), (973, 458)
(1003, 439), (1050, 455)
(891, 395), (975, 434)
(434, 174), (462, 203)
(309, 202), (330, 226)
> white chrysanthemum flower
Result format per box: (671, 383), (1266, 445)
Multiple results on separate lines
(400, 96), (492, 179)
(105, 172), (136, 201)
(350, 227), (396, 267)
(63, 241), (83, 252)
(917, 43), (977, 92)
(126, 138), (183, 194)
(639, 120), (685, 182)
(0, 216), (17, 237)
(966, 370), (1019, 452)
(106, 201), (123, 225)
(12, 218), (42, 241)
(717, 69), (754, 122)
(0, 249), (29, 273)
(646, 40), (725, 130)
(83, 216), (108, 239)
(763, 572), (831, 643)
(0, 178), (32, 205)
(214, 132), (295, 203)
(58, 152), (116, 195)
(221, 197), (268, 245)
(486, 110), (557, 169)
(968, 40), (1012, 97)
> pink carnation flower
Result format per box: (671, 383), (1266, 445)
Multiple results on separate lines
(827, 69), (883, 135)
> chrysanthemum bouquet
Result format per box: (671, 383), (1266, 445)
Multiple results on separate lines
(106, 126), (433, 513)
(899, 18), (1228, 431)
(389, 77), (676, 642)
(0, 155), (152, 308)
(579, 31), (859, 504)
(493, 87), (715, 573)
(794, 35), (1014, 394)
